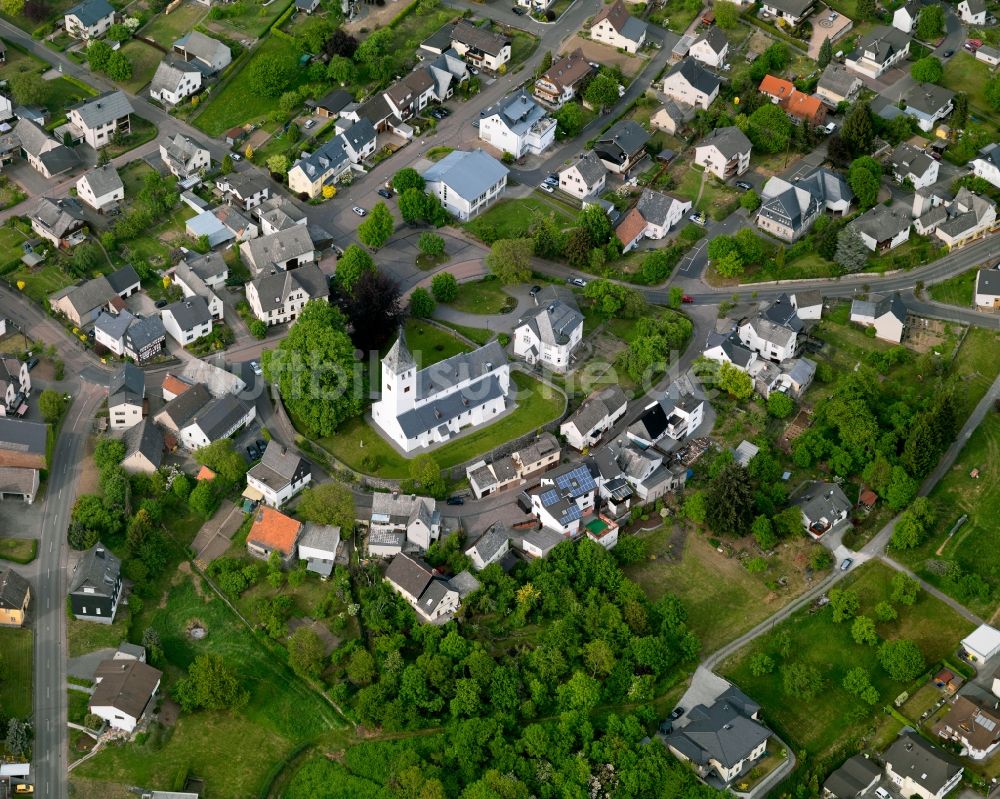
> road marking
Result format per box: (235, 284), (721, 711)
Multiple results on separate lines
(49, 541), (53, 553)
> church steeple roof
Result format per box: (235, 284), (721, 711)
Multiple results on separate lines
(383, 327), (415, 373)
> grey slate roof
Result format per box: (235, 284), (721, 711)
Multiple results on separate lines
(69, 542), (120, 598)
(150, 58), (199, 96)
(759, 177), (820, 231)
(299, 524), (340, 555)
(448, 570), (481, 598)
(397, 376), (506, 438)
(249, 263), (327, 312)
(158, 382), (213, 429)
(482, 90), (550, 137)
(565, 385), (628, 435)
(422, 149), (509, 202)
(763, 0), (814, 15)
(124, 315), (166, 354)
(161, 133), (208, 170)
(517, 298), (582, 346)
(66, 0), (113, 25)
(122, 419), (163, 469)
(850, 204), (911, 241)
(416, 339), (507, 399)
(109, 361), (144, 407)
(162, 295), (212, 332)
(106, 265), (140, 295)
(817, 63), (860, 98)
(243, 226), (314, 269)
(965, 0), (986, 13)
(620, 16), (647, 43)
(188, 394), (251, 440)
(383, 329), (416, 374)
(466, 521), (509, 564)
(184, 251), (227, 283)
(595, 120), (651, 165)
(798, 168), (853, 207)
(97, 309), (135, 344)
(316, 89), (353, 115)
(794, 481), (851, 522)
(173, 31), (230, 68)
(341, 117), (376, 153)
(80, 165), (123, 199)
(977, 268), (1000, 297)
(885, 732), (962, 795)
(32, 197), (84, 238)
(13, 117), (53, 157)
(562, 151), (606, 186)
(451, 19), (511, 57)
(248, 439), (310, 490)
(823, 755), (881, 798)
(637, 188), (684, 227)
(904, 82), (955, 116)
(70, 90), (133, 130)
(697, 125), (752, 158)
(0, 567), (29, 611)
(52, 274), (115, 319)
(385, 552), (434, 598)
(694, 26), (728, 55)
(853, 25), (911, 65)
(665, 57), (721, 96)
(665, 688), (771, 771)
(706, 330), (756, 368)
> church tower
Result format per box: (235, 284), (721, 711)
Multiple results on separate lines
(382, 328), (416, 414)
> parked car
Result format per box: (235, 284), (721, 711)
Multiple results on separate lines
(570, 277), (587, 287)
(512, 5), (526, 13)
(446, 495), (464, 505)
(352, 206), (367, 217)
(246, 444), (259, 460)
(250, 360), (262, 376)
(875, 789), (891, 799)
(377, 188), (393, 199)
(255, 438), (266, 452)
(669, 706), (685, 720)
(304, 119), (316, 129)
(840, 558), (854, 571)
(824, 121), (837, 134)
(539, 182), (554, 193)
(529, 285), (542, 296)
(735, 180), (752, 190)
(26, 357), (38, 371)
(681, 294), (694, 303)
(943, 49), (955, 58)
(155, 299), (167, 308)
(544, 175), (559, 186)
(928, 150), (942, 161)
(688, 212), (707, 226)
(231, 152), (242, 161)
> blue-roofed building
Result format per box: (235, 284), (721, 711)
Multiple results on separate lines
(529, 462), (598, 536)
(185, 210), (235, 248)
(65, 0), (114, 39)
(422, 149), (508, 221)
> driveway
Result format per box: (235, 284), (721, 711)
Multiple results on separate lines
(807, 5), (853, 59)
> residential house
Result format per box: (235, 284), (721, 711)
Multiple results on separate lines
(0, 418), (46, 504)
(154, 382), (213, 434)
(759, 74), (795, 105)
(689, 27), (728, 68)
(890, 142), (939, 189)
(367, 529), (407, 558)
(884, 732), (962, 799)
(245, 263), (328, 326)
(703, 330), (758, 372)
(120, 419), (164, 475)
(315, 89), (354, 119)
(935, 696), (1000, 760)
(13, 117), (77, 178)
(533, 48), (591, 107)
(822, 755), (882, 799)
(108, 362), (144, 430)
(961, 625), (1000, 663)
(161, 373), (193, 402)
(757, 177), (823, 242)
(513, 294), (584, 371)
(976, 45), (1000, 66)
(794, 481), (851, 538)
(589, 0), (647, 54)
(465, 521), (511, 571)
(816, 63), (862, 106)
(900, 83), (954, 132)
(892, 0), (921, 33)
(561, 385), (629, 451)
(159, 134), (210, 179)
(934, 188), (997, 248)
(245, 440), (312, 507)
(215, 172), (270, 211)
(95, 311), (165, 363)
(67, 90), (133, 150)
(466, 432), (560, 498)
(177, 393), (255, 450)
(64, 0), (114, 39)
(636, 188), (692, 238)
(650, 95), (696, 135)
(626, 392), (704, 448)
(760, 0), (814, 25)
(50, 266), (139, 326)
(850, 205), (911, 252)
(510, 526), (566, 560)
(0, 129), (18, 168)
(594, 120), (651, 174)
(76, 165), (123, 212)
(171, 261), (223, 323)
(172, 31), (232, 74)
(449, 19), (511, 72)
(160, 296), (213, 346)
(178, 359), (245, 399)
(558, 151), (607, 200)
(975, 268), (1000, 310)
(384, 69), (438, 122)
(421, 149), (508, 221)
(850, 292), (907, 342)
(597, 438), (687, 503)
(30, 197), (86, 248)
(0, 358), (29, 416)
(759, 75), (826, 125)
(246, 505), (303, 565)
(149, 58), (202, 106)
(665, 686), (772, 785)
(182, 251), (228, 290)
(662, 57), (720, 110)
(370, 491), (441, 551)
(297, 525), (340, 578)
(68, 542), (122, 623)
(845, 26), (911, 79)
(694, 126), (752, 179)
(529, 462), (598, 536)
(239, 226), (316, 274)
(479, 91), (556, 159)
(615, 207), (648, 253)
(89, 659), (162, 733)
(0, 568), (29, 627)
(958, 0), (987, 25)
(339, 118), (377, 162)
(212, 204), (257, 243)
(287, 137), (352, 198)
(739, 295), (804, 361)
(296, 0), (320, 12)
(385, 553), (460, 623)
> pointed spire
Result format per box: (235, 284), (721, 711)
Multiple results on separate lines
(384, 326), (415, 374)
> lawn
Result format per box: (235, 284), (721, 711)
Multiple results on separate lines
(7, 263), (75, 304)
(625, 530), (819, 654)
(318, 372), (565, 475)
(68, 689), (91, 726)
(0, 176), (27, 210)
(139, 3), (208, 47)
(928, 268), (976, 307)
(446, 279), (517, 315)
(193, 37), (309, 136)
(648, 0), (704, 34)
(465, 197), (576, 241)
(674, 165), (740, 221)
(103, 116), (159, 158)
(67, 607), (130, 658)
(400, 318), (471, 368)
(0, 627), (32, 719)
(42, 76), (97, 118)
(117, 40), (165, 94)
(741, 250), (839, 283)
(210, 0), (295, 38)
(721, 560), (975, 758)
(0, 537), (37, 563)
(942, 52), (1000, 128)
(437, 321), (494, 346)
(75, 578), (342, 798)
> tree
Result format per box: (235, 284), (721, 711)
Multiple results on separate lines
(87, 39), (113, 72)
(4, 718), (30, 757)
(783, 662), (823, 699)
(431, 271), (458, 302)
(747, 104), (792, 153)
(354, 29), (392, 83)
(843, 666), (879, 704)
(875, 601), (898, 622)
(555, 102), (584, 137)
(262, 302), (362, 437)
(910, 56), (943, 84)
(266, 154), (289, 175)
(94, 438), (126, 471)
(584, 280), (646, 318)
(337, 268), (405, 353)
(878, 639), (925, 682)
(891, 511), (926, 550)
(486, 238), (533, 284)
(220, 154), (233, 175)
(578, 205), (614, 248)
(890, 573), (920, 606)
(885, 465), (918, 510)
(829, 588), (860, 622)
(327, 56), (357, 85)
(752, 516), (778, 550)
(557, 671), (601, 712)
(408, 454), (446, 499)
(584, 73), (619, 111)
(174, 653), (249, 712)
(952, 93), (969, 129)
(841, 101), (874, 155)
(419, 233), (446, 259)
(718, 361), (753, 400)
(334, 245), (376, 293)
(357, 202), (394, 249)
(987, 76), (1000, 111)
(142, 627), (164, 664)
(409, 287), (435, 318)
(296, 15), (334, 53)
(392, 167), (425, 194)
(194, 440), (248, 483)
(188, 480), (218, 517)
(346, 649), (375, 685)
(69, 494), (115, 549)
(8, 71), (46, 106)
(749, 652), (774, 676)
(818, 36), (832, 68)
(767, 392), (795, 419)
(851, 615), (879, 646)
(0, 0), (25, 15)
(915, 4), (944, 40)
(834, 228), (870, 272)
(398, 187), (428, 224)
(714, 0), (739, 28)
(288, 627), (325, 679)
(248, 54), (296, 97)
(105, 51), (133, 82)
(706, 462), (755, 536)
(848, 162), (880, 208)
(297, 482), (354, 532)
(856, 0), (874, 18)
(740, 189), (760, 212)
(249, 319), (267, 339)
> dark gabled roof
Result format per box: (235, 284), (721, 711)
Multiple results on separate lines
(0, 417), (47, 470)
(69, 542), (120, 598)
(904, 82), (955, 115)
(977, 268), (1000, 297)
(162, 295), (212, 332)
(694, 26), (728, 55)
(122, 419), (164, 469)
(466, 521), (509, 563)
(763, 0), (814, 14)
(66, 0), (113, 26)
(188, 394), (251, 440)
(596, 120), (651, 161)
(886, 732), (962, 794)
(451, 19), (510, 57)
(247, 439), (310, 490)
(158, 382), (212, 429)
(91, 659), (162, 720)
(0, 567), (29, 611)
(109, 362), (144, 406)
(385, 552), (434, 598)
(665, 689), (772, 771)
(106, 265), (140, 295)
(665, 57), (721, 96)
(697, 125), (751, 158)
(124, 315), (166, 354)
(823, 755), (882, 799)
(317, 89), (353, 114)
(249, 263), (327, 312)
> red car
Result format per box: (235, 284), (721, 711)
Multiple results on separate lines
(681, 294), (694, 303)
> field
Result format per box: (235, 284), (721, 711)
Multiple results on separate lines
(0, 537), (37, 563)
(0, 627), (32, 719)
(721, 560), (975, 757)
(67, 607), (130, 658)
(193, 37), (309, 136)
(674, 166), (740, 221)
(465, 197), (576, 241)
(117, 40), (165, 94)
(317, 372), (566, 476)
(7, 263), (75, 304)
(446, 279), (517, 315)
(625, 530), (819, 654)
(209, 0), (295, 39)
(75, 577), (343, 798)
(928, 268), (976, 307)
(943, 53), (1000, 128)
(140, 3), (209, 47)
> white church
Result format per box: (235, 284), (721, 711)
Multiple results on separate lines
(371, 330), (511, 453)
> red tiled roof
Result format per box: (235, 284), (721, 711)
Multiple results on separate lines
(787, 90), (824, 122)
(758, 74), (794, 100)
(615, 207), (647, 247)
(247, 506), (303, 556)
(196, 466), (216, 481)
(161, 373), (191, 398)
